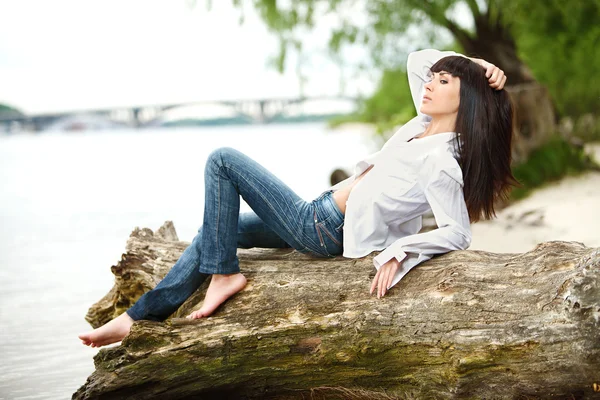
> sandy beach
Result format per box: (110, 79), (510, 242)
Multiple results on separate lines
(470, 143), (600, 253)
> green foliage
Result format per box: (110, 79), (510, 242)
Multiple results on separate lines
(357, 68), (415, 133)
(0, 103), (19, 113)
(224, 1), (600, 206)
(232, 0), (457, 71)
(0, 103), (23, 116)
(233, 0), (600, 124)
(506, 0), (600, 117)
(326, 68), (416, 135)
(510, 136), (598, 200)
(572, 114), (600, 143)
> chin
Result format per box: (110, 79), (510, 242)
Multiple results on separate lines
(420, 107), (434, 116)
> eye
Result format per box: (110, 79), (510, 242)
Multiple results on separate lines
(440, 79), (448, 84)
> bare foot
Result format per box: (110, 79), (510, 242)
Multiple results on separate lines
(186, 273), (247, 319)
(78, 311), (134, 348)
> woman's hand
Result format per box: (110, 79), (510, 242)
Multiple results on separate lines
(370, 257), (402, 298)
(469, 57), (507, 90)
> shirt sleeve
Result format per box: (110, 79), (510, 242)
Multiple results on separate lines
(407, 49), (464, 115)
(372, 153), (472, 289)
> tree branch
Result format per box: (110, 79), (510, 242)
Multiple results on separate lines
(420, 0), (473, 45)
(464, 0), (481, 18)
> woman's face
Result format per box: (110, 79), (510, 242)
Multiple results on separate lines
(420, 70), (461, 117)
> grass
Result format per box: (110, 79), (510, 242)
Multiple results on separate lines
(510, 135), (599, 200)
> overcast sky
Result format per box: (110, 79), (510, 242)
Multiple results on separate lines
(0, 0), (381, 114)
(0, 1), (473, 115)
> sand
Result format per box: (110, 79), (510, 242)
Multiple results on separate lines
(470, 143), (600, 253)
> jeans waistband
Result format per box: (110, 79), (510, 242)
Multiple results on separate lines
(314, 190), (345, 226)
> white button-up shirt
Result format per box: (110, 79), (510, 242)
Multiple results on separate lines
(327, 49), (472, 289)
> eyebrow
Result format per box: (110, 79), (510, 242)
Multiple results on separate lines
(428, 70), (452, 80)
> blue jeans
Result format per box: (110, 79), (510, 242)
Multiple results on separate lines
(126, 147), (345, 321)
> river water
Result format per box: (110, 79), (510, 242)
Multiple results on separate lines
(0, 123), (376, 399)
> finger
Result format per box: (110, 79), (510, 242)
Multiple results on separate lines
(496, 74), (507, 90)
(386, 263), (399, 291)
(491, 69), (504, 87)
(370, 268), (381, 295)
(489, 68), (500, 84)
(377, 272), (383, 298)
(495, 72), (505, 88)
(371, 269), (381, 295)
(379, 266), (390, 298)
(490, 72), (504, 89)
(485, 64), (495, 78)
(380, 266), (391, 298)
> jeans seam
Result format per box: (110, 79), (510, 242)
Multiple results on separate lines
(319, 222), (342, 247)
(313, 208), (331, 257)
(314, 224), (328, 256)
(216, 172), (221, 269)
(314, 200), (332, 224)
(218, 161), (319, 253)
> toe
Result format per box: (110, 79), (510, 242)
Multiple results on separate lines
(189, 311), (204, 319)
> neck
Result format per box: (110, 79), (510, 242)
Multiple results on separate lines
(422, 113), (457, 137)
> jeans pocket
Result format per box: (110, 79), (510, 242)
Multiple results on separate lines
(334, 220), (344, 233)
(315, 222), (343, 258)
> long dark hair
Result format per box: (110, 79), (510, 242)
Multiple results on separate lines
(430, 55), (519, 222)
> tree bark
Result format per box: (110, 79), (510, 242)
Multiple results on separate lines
(505, 83), (558, 163)
(74, 222), (600, 400)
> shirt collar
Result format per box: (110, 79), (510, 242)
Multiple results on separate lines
(387, 115), (458, 150)
(409, 114), (458, 145)
(409, 130), (456, 144)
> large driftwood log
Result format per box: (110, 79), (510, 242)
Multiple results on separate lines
(74, 222), (600, 400)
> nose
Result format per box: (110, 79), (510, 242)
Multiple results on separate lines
(424, 80), (434, 91)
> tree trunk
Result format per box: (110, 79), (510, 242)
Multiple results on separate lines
(461, 14), (534, 86)
(74, 222), (600, 400)
(451, 13), (558, 163)
(505, 83), (557, 163)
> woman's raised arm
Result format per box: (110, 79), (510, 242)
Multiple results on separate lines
(407, 49), (462, 114)
(407, 50), (507, 108)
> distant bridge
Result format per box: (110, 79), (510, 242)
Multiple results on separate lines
(0, 96), (359, 132)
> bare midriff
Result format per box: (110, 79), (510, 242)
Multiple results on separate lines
(332, 165), (374, 215)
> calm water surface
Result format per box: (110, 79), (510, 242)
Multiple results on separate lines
(0, 123), (376, 399)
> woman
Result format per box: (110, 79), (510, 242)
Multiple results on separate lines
(79, 49), (515, 348)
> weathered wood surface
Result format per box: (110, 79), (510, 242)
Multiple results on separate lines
(74, 222), (600, 400)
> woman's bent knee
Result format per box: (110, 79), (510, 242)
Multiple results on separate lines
(206, 147), (241, 168)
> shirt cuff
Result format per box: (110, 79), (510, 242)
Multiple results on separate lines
(373, 248), (408, 270)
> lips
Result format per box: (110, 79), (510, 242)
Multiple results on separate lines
(423, 96), (432, 101)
